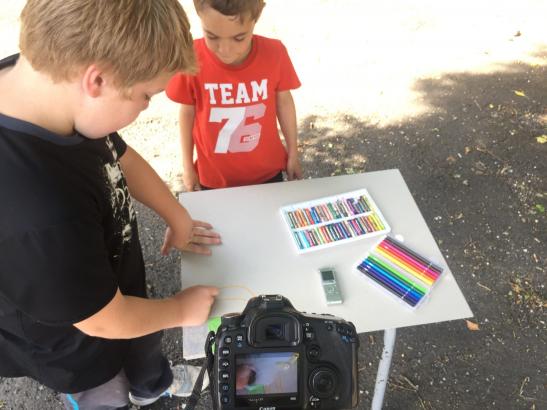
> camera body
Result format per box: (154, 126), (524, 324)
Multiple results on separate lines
(211, 295), (359, 409)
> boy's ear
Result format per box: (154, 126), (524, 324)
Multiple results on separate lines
(81, 64), (106, 98)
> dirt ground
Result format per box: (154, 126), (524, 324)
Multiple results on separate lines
(1, 1), (546, 409)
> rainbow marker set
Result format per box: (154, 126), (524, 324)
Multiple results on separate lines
(356, 236), (444, 308)
(281, 189), (390, 253)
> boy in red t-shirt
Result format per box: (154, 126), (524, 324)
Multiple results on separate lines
(166, 0), (303, 190)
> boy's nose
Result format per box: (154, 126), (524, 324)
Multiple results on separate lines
(217, 41), (233, 57)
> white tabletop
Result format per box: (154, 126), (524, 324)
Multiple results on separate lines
(179, 169), (472, 333)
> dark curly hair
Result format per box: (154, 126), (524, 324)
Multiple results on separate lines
(193, 0), (265, 22)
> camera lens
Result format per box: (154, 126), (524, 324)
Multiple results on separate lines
(310, 367), (338, 398)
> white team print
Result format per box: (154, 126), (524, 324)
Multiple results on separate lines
(104, 137), (136, 244)
(204, 79), (268, 105)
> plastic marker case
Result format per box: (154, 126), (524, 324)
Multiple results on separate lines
(355, 235), (445, 309)
(280, 188), (391, 253)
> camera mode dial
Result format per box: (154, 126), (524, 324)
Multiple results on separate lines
(221, 312), (242, 328)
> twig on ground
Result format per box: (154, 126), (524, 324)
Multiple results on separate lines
(518, 376), (545, 402)
(476, 144), (504, 162)
(477, 282), (492, 291)
(389, 375), (431, 409)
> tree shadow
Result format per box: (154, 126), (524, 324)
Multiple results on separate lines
(298, 48), (546, 408)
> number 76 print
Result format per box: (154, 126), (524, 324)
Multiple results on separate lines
(211, 103), (266, 153)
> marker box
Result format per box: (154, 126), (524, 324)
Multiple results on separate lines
(355, 235), (445, 309)
(280, 188), (391, 253)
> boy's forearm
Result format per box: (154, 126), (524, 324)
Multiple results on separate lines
(75, 287), (217, 339)
(75, 291), (184, 339)
(119, 145), (188, 227)
(276, 91), (299, 156)
(104, 294), (182, 339)
(179, 104), (195, 171)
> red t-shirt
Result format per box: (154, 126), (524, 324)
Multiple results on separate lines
(166, 35), (301, 188)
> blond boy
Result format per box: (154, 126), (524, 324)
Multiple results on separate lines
(0, 1), (220, 408)
(167, 0), (303, 190)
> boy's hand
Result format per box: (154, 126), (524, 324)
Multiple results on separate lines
(286, 154), (303, 180)
(172, 285), (219, 327)
(161, 219), (221, 256)
(183, 167), (201, 192)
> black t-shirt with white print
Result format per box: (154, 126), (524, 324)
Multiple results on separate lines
(0, 54), (147, 393)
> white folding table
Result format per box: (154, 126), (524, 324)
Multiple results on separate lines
(179, 169), (472, 409)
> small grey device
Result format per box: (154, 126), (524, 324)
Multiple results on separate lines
(319, 267), (343, 305)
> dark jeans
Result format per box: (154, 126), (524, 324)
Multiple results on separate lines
(200, 171), (284, 190)
(61, 331), (171, 410)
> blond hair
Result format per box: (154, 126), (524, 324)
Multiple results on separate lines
(19, 0), (196, 88)
(193, 0), (265, 22)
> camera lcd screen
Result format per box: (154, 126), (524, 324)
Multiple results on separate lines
(235, 352), (299, 396)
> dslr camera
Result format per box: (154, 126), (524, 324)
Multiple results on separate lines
(208, 295), (359, 409)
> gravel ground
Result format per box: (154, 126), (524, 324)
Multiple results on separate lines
(1, 1), (546, 409)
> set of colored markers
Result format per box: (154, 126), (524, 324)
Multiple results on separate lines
(356, 236), (444, 308)
(281, 189), (390, 253)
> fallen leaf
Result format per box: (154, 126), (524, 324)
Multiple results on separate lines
(514, 90), (526, 97)
(535, 204), (545, 213)
(464, 146), (472, 154)
(466, 320), (480, 331)
(536, 135), (547, 144)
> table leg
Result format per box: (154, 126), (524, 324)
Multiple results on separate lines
(371, 328), (397, 410)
